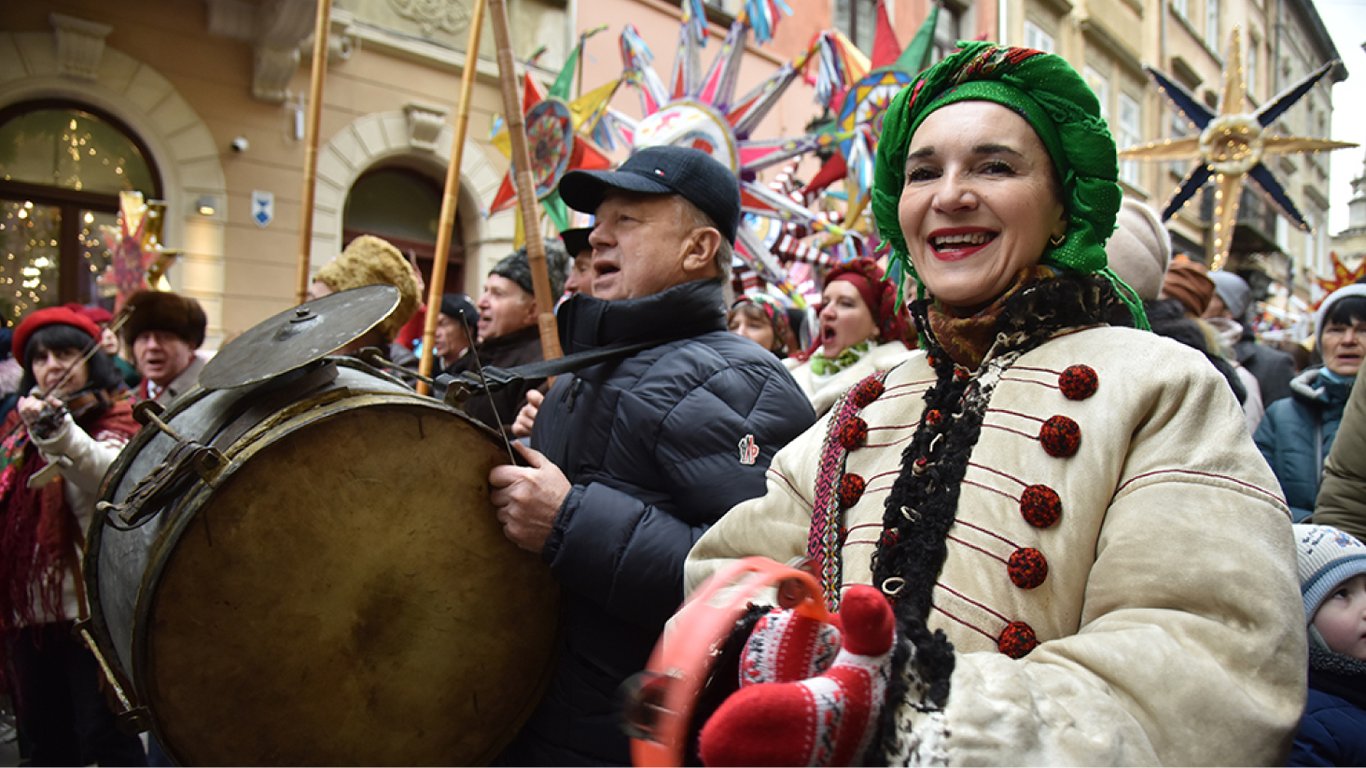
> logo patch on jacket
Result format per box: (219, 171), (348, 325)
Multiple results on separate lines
(738, 434), (760, 465)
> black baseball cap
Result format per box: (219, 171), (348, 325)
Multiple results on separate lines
(560, 227), (593, 257)
(558, 145), (741, 244)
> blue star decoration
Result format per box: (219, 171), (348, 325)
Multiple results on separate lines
(1119, 27), (1356, 270)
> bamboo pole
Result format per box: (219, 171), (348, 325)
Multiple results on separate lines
(488, 0), (563, 363)
(416, 0), (489, 394)
(295, 0), (334, 304)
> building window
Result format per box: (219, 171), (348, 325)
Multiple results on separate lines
(1204, 0), (1220, 50)
(1118, 92), (1142, 186)
(343, 165), (464, 294)
(1172, 0), (1189, 20)
(932, 2), (968, 63)
(1023, 20), (1055, 53)
(1084, 65), (1110, 120)
(1247, 36), (1259, 96)
(833, 0), (878, 55)
(0, 101), (160, 323)
(1169, 111), (1192, 179)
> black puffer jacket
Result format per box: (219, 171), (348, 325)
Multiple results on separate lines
(500, 280), (816, 766)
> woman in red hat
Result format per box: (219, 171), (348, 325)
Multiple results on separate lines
(784, 258), (918, 415)
(0, 306), (145, 765)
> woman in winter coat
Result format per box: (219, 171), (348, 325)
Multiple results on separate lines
(0, 306), (145, 765)
(1255, 284), (1366, 521)
(783, 258), (918, 415)
(684, 42), (1302, 766)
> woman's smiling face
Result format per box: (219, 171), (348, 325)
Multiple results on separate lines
(897, 101), (1067, 312)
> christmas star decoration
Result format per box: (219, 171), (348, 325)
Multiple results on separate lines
(1314, 251), (1366, 307)
(98, 191), (157, 310)
(1119, 27), (1357, 270)
(489, 26), (619, 234)
(802, 0), (940, 238)
(614, 0), (841, 304)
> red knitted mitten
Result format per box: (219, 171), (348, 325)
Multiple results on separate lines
(699, 585), (895, 767)
(739, 603), (842, 687)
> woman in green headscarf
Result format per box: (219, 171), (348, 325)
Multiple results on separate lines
(684, 43), (1304, 765)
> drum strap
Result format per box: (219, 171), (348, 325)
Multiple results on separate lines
(438, 338), (666, 399)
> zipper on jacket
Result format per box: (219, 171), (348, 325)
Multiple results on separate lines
(565, 378), (583, 413)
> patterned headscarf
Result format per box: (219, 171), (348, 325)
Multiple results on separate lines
(871, 41), (1147, 329)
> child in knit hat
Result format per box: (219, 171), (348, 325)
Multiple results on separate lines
(1289, 524), (1366, 766)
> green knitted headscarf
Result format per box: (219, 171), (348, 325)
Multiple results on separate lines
(871, 41), (1148, 329)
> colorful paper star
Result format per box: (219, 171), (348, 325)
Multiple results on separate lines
(1119, 27), (1357, 270)
(1314, 251), (1366, 307)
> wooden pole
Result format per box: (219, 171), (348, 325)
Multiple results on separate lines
(416, 0), (489, 394)
(295, 0), (334, 304)
(488, 0), (563, 363)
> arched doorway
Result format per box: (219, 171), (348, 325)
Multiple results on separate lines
(0, 99), (162, 325)
(342, 165), (465, 295)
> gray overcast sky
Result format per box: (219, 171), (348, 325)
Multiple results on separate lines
(1319, 0), (1366, 234)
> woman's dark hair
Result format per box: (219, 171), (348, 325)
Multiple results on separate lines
(1322, 295), (1366, 327)
(18, 324), (124, 394)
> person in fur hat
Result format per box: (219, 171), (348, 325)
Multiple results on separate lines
(1289, 524), (1366, 766)
(122, 289), (208, 405)
(308, 234), (422, 369)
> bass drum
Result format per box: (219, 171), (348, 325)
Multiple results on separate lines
(85, 357), (557, 766)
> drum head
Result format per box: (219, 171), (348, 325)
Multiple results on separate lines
(141, 401), (556, 765)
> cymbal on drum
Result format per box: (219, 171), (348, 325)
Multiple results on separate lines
(198, 285), (400, 390)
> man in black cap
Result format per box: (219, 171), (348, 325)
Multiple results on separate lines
(559, 227), (594, 298)
(487, 145), (815, 765)
(446, 242), (567, 435)
(433, 293), (477, 371)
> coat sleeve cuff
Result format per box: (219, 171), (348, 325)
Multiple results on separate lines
(541, 483), (583, 564)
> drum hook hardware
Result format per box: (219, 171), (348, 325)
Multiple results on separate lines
(97, 400), (228, 530)
(620, 669), (681, 742)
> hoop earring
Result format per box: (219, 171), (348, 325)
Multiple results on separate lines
(1049, 232), (1067, 248)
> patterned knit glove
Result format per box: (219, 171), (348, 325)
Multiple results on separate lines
(698, 585), (895, 766)
(738, 602), (843, 687)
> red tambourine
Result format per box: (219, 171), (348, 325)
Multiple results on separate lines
(625, 557), (833, 767)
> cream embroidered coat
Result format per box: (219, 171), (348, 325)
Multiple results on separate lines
(687, 325), (1306, 765)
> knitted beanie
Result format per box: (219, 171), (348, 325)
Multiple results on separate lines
(490, 240), (570, 298)
(1293, 523), (1366, 622)
(121, 290), (207, 349)
(314, 235), (421, 341)
(1104, 199), (1171, 302)
(871, 41), (1145, 328)
(1160, 255), (1215, 317)
(1209, 271), (1253, 320)
(1314, 283), (1366, 351)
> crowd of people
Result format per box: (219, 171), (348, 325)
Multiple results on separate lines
(1, 40), (1364, 768)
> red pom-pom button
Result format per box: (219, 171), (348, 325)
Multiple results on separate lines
(839, 416), (869, 450)
(1058, 365), (1098, 400)
(850, 376), (885, 409)
(1007, 547), (1048, 589)
(838, 473), (866, 508)
(1020, 484), (1062, 528)
(879, 528), (900, 547)
(925, 409), (942, 427)
(998, 621), (1038, 658)
(1039, 415), (1081, 457)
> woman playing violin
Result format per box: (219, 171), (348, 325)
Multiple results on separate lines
(0, 306), (145, 766)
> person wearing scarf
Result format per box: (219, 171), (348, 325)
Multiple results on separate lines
(686, 42), (1302, 765)
(1, 306), (145, 766)
(784, 258), (918, 416)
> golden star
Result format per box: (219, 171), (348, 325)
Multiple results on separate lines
(1119, 27), (1356, 271)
